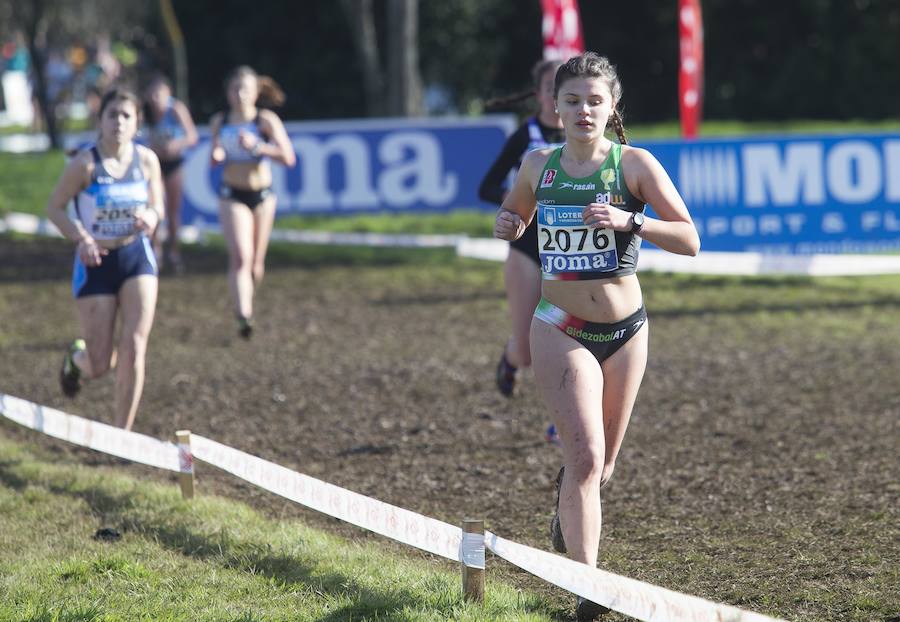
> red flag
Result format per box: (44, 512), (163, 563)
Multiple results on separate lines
(541, 0), (584, 61)
(678, 0), (704, 138)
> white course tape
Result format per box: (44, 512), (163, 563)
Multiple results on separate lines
(190, 434), (462, 561)
(455, 237), (509, 262)
(1, 393), (785, 620)
(10, 209), (899, 276)
(3, 212), (63, 238)
(0, 393), (181, 472)
(268, 227), (465, 248)
(455, 236), (900, 276)
(1, 212), (464, 250)
(485, 531), (785, 622)
(638, 248), (900, 276)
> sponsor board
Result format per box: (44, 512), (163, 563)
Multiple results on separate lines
(641, 134), (900, 253)
(181, 116), (514, 224)
(177, 121), (900, 254)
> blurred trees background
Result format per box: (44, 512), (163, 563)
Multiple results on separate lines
(2, 0), (899, 136)
(0, 0), (152, 146)
(149, 0), (900, 123)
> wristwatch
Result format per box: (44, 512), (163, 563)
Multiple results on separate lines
(630, 211), (645, 233)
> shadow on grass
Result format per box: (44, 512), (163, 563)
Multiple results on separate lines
(0, 455), (560, 621)
(0, 459), (29, 490)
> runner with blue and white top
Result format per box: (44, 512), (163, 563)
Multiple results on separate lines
(142, 75), (198, 274)
(70, 143), (157, 297)
(46, 88), (164, 433)
(493, 54), (700, 622)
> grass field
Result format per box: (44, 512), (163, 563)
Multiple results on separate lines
(0, 437), (554, 622)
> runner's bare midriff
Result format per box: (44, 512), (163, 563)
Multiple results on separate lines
(223, 160), (271, 191)
(542, 273), (643, 323)
(96, 233), (140, 250)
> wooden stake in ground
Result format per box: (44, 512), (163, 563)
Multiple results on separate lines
(461, 518), (485, 603)
(176, 430), (194, 499)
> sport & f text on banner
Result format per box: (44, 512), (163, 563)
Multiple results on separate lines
(642, 134), (900, 254)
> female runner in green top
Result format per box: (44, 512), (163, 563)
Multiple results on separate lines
(494, 52), (700, 621)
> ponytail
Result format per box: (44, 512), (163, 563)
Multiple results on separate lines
(485, 89), (535, 111)
(485, 59), (561, 112)
(257, 75), (286, 108)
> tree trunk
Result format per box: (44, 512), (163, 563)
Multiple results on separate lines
(340, 0), (386, 117)
(21, 0), (62, 149)
(159, 0), (190, 102)
(387, 0), (423, 116)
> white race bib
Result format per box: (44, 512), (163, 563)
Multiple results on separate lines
(537, 203), (618, 275)
(89, 181), (146, 238)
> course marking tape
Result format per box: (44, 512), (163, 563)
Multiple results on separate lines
(190, 434), (462, 561)
(0, 392), (788, 621)
(485, 530), (786, 622)
(268, 227), (466, 248)
(0, 393), (180, 472)
(1, 212), (464, 250)
(8, 210), (900, 276)
(455, 236), (900, 276)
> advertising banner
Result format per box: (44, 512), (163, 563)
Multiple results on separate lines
(181, 116), (515, 225)
(640, 134), (900, 253)
(180, 117), (899, 255)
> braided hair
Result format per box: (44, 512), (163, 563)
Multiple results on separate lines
(485, 59), (562, 111)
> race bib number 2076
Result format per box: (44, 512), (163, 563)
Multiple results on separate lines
(537, 203), (618, 275)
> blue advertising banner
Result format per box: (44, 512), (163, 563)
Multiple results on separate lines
(639, 134), (900, 254)
(181, 116), (515, 225)
(180, 119), (899, 255)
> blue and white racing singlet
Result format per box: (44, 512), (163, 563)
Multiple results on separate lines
(144, 99), (185, 144)
(74, 144), (149, 241)
(219, 113), (265, 164)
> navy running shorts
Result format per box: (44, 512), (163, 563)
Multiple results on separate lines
(72, 235), (158, 298)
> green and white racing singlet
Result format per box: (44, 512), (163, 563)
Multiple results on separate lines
(534, 144), (645, 280)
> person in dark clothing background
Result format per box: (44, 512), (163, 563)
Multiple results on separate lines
(479, 59), (564, 398)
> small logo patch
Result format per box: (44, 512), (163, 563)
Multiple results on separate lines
(600, 168), (617, 190)
(541, 169), (558, 188)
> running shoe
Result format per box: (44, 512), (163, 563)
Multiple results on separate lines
(495, 351), (517, 397)
(59, 338), (86, 397)
(576, 596), (610, 621)
(546, 423), (561, 445)
(237, 316), (254, 339)
(550, 465), (566, 553)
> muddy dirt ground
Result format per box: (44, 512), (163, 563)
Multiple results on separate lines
(1, 235), (898, 621)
